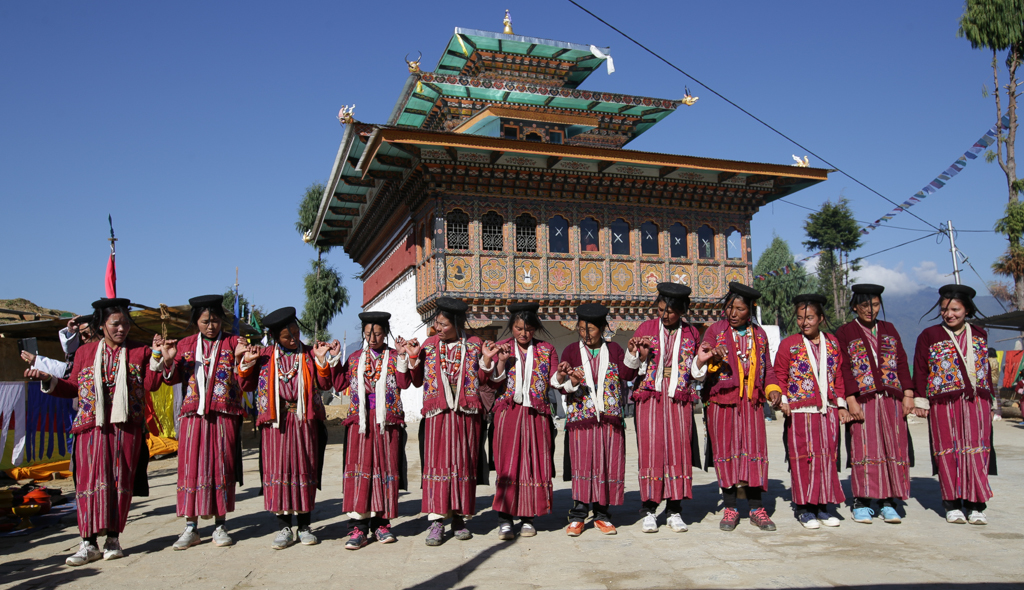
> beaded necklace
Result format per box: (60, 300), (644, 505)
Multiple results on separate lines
(103, 343), (121, 387)
(440, 340), (462, 378)
(276, 348), (300, 383)
(364, 348), (384, 385)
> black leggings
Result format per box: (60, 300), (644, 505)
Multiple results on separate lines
(722, 486), (763, 510)
(642, 499), (682, 514)
(277, 513), (312, 529)
(943, 499), (987, 512)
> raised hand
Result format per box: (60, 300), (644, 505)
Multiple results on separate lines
(313, 340), (331, 363)
(569, 367), (585, 387)
(242, 344), (260, 365)
(329, 339), (342, 357)
(635, 336), (653, 362)
(695, 341), (715, 366)
(152, 334), (165, 351)
(482, 340), (498, 360)
(556, 361), (571, 384)
(24, 368), (53, 383)
(162, 338), (178, 361)
(496, 342), (512, 363)
(20, 350), (37, 365)
(68, 318), (81, 333)
(405, 338), (422, 359)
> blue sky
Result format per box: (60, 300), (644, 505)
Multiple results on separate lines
(0, 1), (1009, 337)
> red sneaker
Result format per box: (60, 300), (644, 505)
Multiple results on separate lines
(749, 508), (777, 531)
(566, 521), (585, 537)
(720, 507), (740, 531)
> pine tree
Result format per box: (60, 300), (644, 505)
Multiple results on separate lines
(753, 236), (818, 335)
(295, 181), (349, 341)
(803, 198), (861, 323)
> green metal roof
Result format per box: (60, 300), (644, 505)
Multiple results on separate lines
(436, 28), (608, 89)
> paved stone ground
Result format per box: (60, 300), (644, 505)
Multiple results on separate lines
(3, 412), (1024, 590)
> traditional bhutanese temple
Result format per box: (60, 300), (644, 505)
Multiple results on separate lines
(309, 17), (829, 417)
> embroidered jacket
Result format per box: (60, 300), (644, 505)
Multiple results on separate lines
(913, 324), (993, 401)
(45, 340), (163, 434)
(409, 335), (489, 416)
(557, 342), (637, 429)
(835, 320), (913, 400)
(630, 318), (701, 404)
(699, 320), (782, 405)
(237, 345), (331, 427)
(772, 333), (845, 410)
(165, 333), (246, 417)
(332, 347), (410, 426)
(491, 338), (558, 415)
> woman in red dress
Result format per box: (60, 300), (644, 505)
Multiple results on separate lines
(332, 311), (412, 550)
(552, 303), (637, 536)
(692, 282), (782, 532)
(487, 302), (558, 540)
(626, 282), (701, 534)
(402, 297), (497, 546)
(237, 307), (333, 549)
(26, 298), (170, 566)
(913, 284), (995, 525)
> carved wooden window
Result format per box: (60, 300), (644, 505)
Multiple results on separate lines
(580, 217), (600, 252)
(549, 131), (563, 144)
(670, 223), (688, 258)
(641, 221), (659, 255)
(446, 209), (469, 250)
(524, 131), (543, 142)
(515, 213), (537, 253)
(481, 211), (504, 251)
(726, 228), (743, 260)
(548, 215), (569, 253)
(611, 219), (630, 255)
(698, 224), (715, 259)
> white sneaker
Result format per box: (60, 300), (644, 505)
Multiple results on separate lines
(297, 527), (319, 545)
(641, 512), (658, 533)
(102, 538), (124, 560)
(967, 510), (988, 525)
(945, 509), (967, 524)
(212, 525), (234, 547)
(172, 527), (201, 550)
(272, 527), (295, 549)
(66, 541), (102, 566)
(666, 513), (688, 532)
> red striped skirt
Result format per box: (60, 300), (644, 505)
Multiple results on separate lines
(929, 395), (993, 503)
(421, 410), (481, 516)
(74, 422), (143, 537)
(343, 423), (402, 519)
(176, 413), (241, 518)
(786, 408), (845, 505)
(567, 420), (625, 506)
(848, 393), (910, 500)
(706, 400), (768, 490)
(491, 404), (553, 517)
(260, 413), (319, 514)
(635, 396), (692, 503)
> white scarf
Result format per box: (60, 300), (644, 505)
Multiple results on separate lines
(657, 323), (683, 398)
(439, 339), (466, 411)
(512, 341), (535, 407)
(194, 335), (221, 417)
(579, 341), (609, 419)
(356, 343), (390, 434)
(93, 343), (128, 427)
(802, 334), (829, 414)
(589, 45), (615, 74)
(271, 343), (305, 428)
(943, 323), (978, 389)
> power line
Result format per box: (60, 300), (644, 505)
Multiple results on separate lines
(854, 232), (940, 260)
(956, 248), (1009, 312)
(776, 199), (935, 232)
(567, 0), (944, 233)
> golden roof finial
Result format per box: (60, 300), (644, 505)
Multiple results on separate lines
(503, 9), (514, 35)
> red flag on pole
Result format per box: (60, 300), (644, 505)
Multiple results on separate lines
(105, 214), (117, 298)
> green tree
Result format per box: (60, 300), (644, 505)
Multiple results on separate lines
(802, 198), (861, 323)
(993, 200), (1024, 306)
(753, 235), (818, 335)
(295, 181), (349, 341)
(959, 0), (1024, 310)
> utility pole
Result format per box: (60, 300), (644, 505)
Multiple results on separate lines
(946, 220), (962, 285)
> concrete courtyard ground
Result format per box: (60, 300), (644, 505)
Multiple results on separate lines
(2, 410), (1023, 590)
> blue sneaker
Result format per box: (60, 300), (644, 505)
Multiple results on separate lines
(797, 512), (820, 529)
(879, 506), (901, 523)
(852, 507), (875, 523)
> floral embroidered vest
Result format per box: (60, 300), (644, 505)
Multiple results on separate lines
(420, 337), (484, 416)
(784, 335), (841, 410)
(633, 322), (700, 404)
(494, 340), (555, 414)
(70, 343), (148, 434)
(565, 356), (623, 428)
(846, 334), (903, 394)
(342, 348), (405, 426)
(179, 335), (245, 417)
(924, 333), (992, 400)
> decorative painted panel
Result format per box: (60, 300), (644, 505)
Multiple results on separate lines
(669, 265), (691, 286)
(640, 264), (662, 294)
(480, 257), (510, 292)
(580, 261), (603, 293)
(515, 259), (541, 292)
(548, 260), (574, 293)
(697, 265), (719, 298)
(446, 256), (473, 291)
(725, 268), (745, 287)
(609, 262), (634, 294)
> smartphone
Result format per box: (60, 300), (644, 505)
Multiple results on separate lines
(18, 337), (38, 357)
